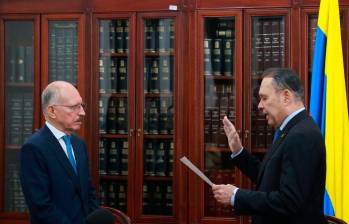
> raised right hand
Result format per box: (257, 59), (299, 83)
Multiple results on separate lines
(223, 116), (243, 154)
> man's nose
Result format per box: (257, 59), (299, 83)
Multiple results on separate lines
(79, 107), (86, 116)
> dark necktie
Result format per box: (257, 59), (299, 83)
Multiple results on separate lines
(273, 128), (281, 144)
(62, 135), (77, 173)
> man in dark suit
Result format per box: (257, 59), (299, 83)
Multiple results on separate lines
(212, 68), (327, 224)
(20, 81), (99, 224)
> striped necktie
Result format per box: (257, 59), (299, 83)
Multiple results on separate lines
(62, 135), (77, 173)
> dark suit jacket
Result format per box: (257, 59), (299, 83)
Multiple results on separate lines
(232, 111), (327, 224)
(20, 125), (98, 224)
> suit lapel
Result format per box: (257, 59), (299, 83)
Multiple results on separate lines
(43, 126), (81, 192)
(256, 111), (308, 187)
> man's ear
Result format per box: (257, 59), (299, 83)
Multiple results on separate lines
(283, 89), (292, 104)
(47, 106), (57, 119)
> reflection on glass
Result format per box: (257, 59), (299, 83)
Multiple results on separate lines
(48, 21), (78, 84)
(203, 17), (235, 217)
(250, 16), (285, 151)
(98, 19), (130, 213)
(142, 18), (174, 216)
(4, 21), (34, 212)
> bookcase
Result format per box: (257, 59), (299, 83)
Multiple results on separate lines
(1, 1), (349, 224)
(0, 13), (86, 224)
(90, 12), (186, 224)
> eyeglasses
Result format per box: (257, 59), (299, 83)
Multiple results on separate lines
(52, 102), (87, 112)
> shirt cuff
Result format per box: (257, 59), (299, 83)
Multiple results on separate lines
(230, 148), (243, 159)
(230, 188), (239, 206)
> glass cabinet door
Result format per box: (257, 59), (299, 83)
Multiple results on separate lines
(48, 21), (78, 84)
(203, 17), (236, 217)
(142, 17), (175, 217)
(41, 15), (85, 94)
(4, 20), (35, 212)
(250, 16), (285, 154)
(97, 18), (130, 213)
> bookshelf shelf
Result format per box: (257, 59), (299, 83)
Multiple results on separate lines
(99, 175), (128, 181)
(204, 75), (235, 80)
(143, 176), (173, 181)
(6, 83), (34, 88)
(99, 52), (128, 57)
(144, 92), (173, 98)
(99, 92), (128, 97)
(99, 134), (129, 138)
(143, 134), (173, 139)
(144, 51), (174, 57)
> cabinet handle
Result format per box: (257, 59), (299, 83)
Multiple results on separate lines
(129, 129), (134, 137)
(137, 128), (142, 137)
(244, 130), (249, 139)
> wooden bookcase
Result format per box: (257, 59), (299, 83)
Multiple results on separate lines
(1, 0), (349, 224)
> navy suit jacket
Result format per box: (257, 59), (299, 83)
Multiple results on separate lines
(232, 111), (327, 224)
(20, 125), (98, 224)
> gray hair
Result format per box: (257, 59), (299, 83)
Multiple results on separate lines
(262, 68), (304, 102)
(41, 83), (61, 115)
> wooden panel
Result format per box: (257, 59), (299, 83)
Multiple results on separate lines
(196, 0), (291, 9)
(0, 0), (85, 13)
(301, 0), (349, 7)
(300, 8), (318, 108)
(89, 0), (182, 12)
(0, 16), (4, 214)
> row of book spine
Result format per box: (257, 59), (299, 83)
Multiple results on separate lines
(144, 57), (173, 94)
(144, 19), (174, 53)
(48, 23), (77, 84)
(99, 57), (128, 94)
(99, 181), (127, 212)
(204, 169), (234, 217)
(144, 139), (174, 177)
(144, 97), (174, 135)
(100, 20), (129, 54)
(5, 163), (28, 212)
(251, 18), (285, 76)
(6, 45), (34, 83)
(99, 138), (128, 176)
(204, 19), (235, 76)
(99, 56), (174, 94)
(204, 38), (234, 76)
(99, 97), (128, 134)
(6, 91), (33, 145)
(143, 181), (172, 215)
(204, 83), (235, 148)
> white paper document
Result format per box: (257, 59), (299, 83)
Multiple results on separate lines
(180, 156), (214, 187)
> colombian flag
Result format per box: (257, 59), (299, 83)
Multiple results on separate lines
(310, 0), (349, 222)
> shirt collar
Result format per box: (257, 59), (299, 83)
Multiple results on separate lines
(279, 107), (305, 131)
(45, 121), (66, 140)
